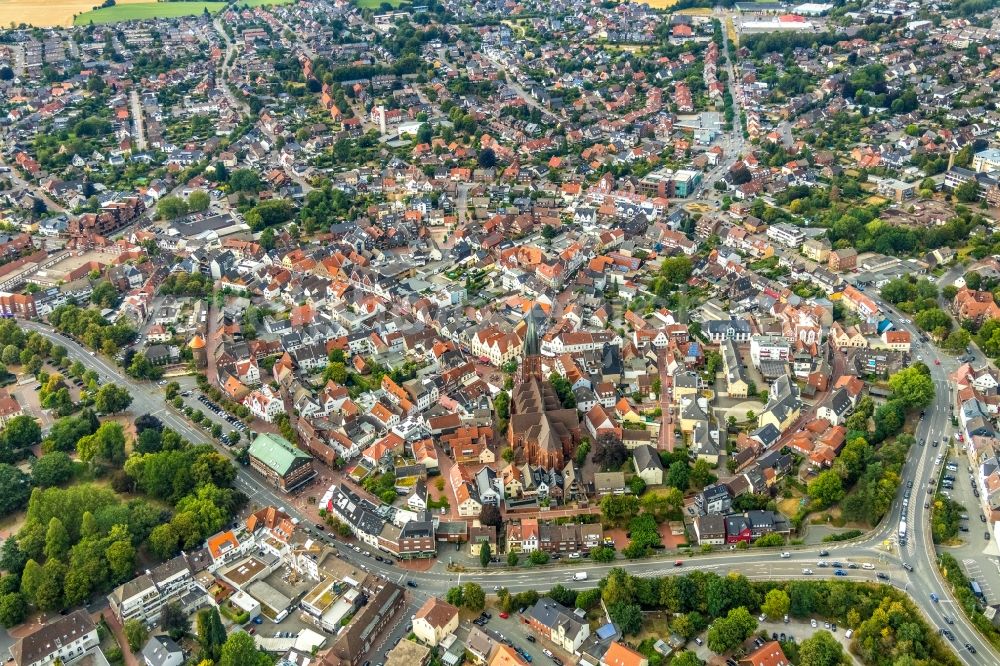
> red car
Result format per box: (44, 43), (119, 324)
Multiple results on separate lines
(674, 560), (684, 567)
(500, 612), (509, 619)
(935, 359), (941, 365)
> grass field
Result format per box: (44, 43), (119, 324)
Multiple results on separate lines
(355, 0), (407, 8)
(235, 0), (294, 6)
(629, 0), (678, 8)
(74, 0), (224, 25)
(0, 0), (152, 27)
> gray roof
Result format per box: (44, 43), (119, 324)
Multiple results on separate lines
(11, 610), (96, 666)
(632, 445), (663, 473)
(705, 319), (751, 336)
(141, 635), (183, 666)
(528, 598), (587, 638)
(329, 483), (385, 537)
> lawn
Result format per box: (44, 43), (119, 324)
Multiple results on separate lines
(629, 0), (678, 8)
(356, 0), (407, 8)
(234, 0), (295, 6)
(74, 1), (224, 25)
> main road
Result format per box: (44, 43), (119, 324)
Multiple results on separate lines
(19, 319), (996, 664)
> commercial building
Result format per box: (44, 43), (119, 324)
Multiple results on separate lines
(248, 433), (316, 492)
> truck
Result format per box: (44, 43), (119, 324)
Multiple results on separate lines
(898, 521), (907, 541)
(573, 572), (588, 581)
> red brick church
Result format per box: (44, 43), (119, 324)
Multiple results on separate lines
(508, 312), (581, 469)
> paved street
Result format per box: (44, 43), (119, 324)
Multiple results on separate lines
(19, 317), (1000, 665)
(129, 89), (147, 151)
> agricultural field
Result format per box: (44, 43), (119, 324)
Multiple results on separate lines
(74, 0), (224, 26)
(629, 0), (678, 8)
(0, 0), (148, 27)
(356, 0), (408, 8)
(233, 0), (295, 7)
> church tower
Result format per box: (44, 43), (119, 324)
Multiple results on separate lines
(519, 306), (543, 383)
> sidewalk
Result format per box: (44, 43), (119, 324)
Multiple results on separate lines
(101, 609), (140, 666)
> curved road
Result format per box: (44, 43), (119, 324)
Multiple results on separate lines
(20, 318), (995, 664)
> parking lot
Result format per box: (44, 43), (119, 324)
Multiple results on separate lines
(689, 618), (856, 664)
(175, 388), (250, 446)
(457, 607), (575, 666)
(935, 450), (1000, 606)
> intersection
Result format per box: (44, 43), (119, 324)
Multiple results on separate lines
(20, 317), (999, 664)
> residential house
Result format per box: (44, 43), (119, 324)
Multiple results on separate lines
(525, 598), (591, 653)
(412, 597), (459, 647)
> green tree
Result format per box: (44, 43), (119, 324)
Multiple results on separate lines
(754, 533), (785, 548)
(157, 196), (189, 220)
(77, 422), (126, 465)
(161, 601), (190, 639)
(90, 281), (119, 308)
(943, 328), (971, 353)
(0, 592), (26, 628)
(913, 308), (952, 335)
(188, 190), (211, 212)
(34, 558), (66, 611)
(670, 653), (704, 666)
(149, 523), (180, 559)
(809, 470), (845, 508)
(529, 550), (549, 565)
(197, 608), (228, 662)
(124, 618), (148, 652)
(2, 415), (41, 450)
(760, 589), (790, 619)
(507, 551), (519, 567)
(660, 256), (694, 285)
(667, 461), (690, 490)
(609, 602), (643, 635)
(888, 366), (934, 409)
(228, 169), (262, 193)
(446, 585), (464, 606)
(590, 546), (616, 563)
(463, 583), (486, 611)
(31, 452), (74, 487)
(690, 459), (713, 489)
(106, 539), (136, 583)
(955, 179), (980, 203)
(600, 494), (641, 527)
(707, 607), (757, 654)
(576, 588), (602, 611)
(0, 464), (32, 516)
(479, 541), (492, 568)
(44, 517), (70, 560)
(94, 384), (133, 414)
(19, 559), (42, 602)
(219, 631), (269, 666)
(799, 630), (847, 666)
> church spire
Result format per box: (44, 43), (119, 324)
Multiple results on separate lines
(524, 306), (540, 356)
